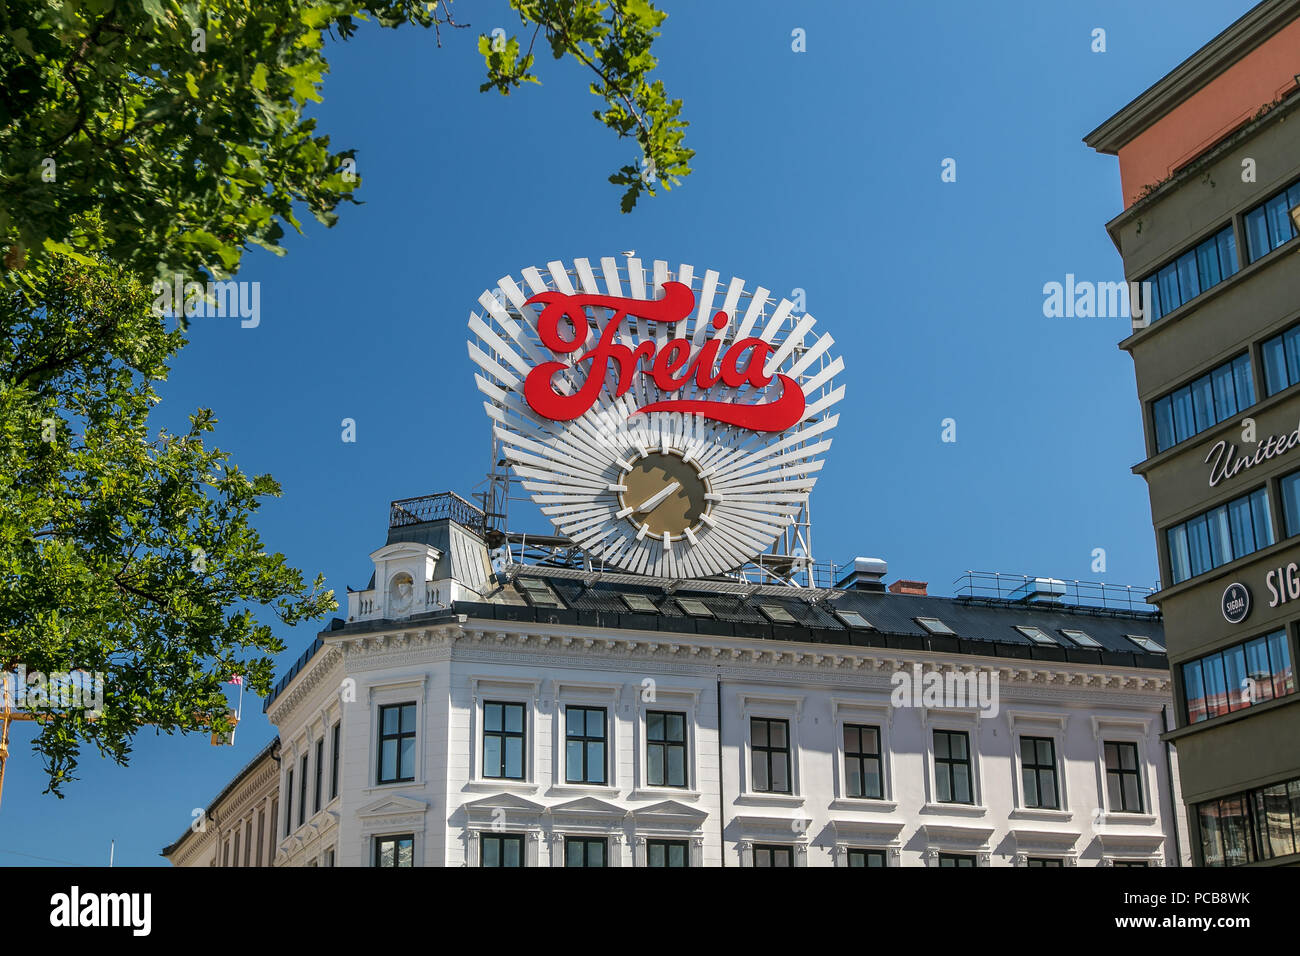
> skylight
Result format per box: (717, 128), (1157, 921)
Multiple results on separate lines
(833, 609), (874, 629)
(1127, 634), (1166, 653)
(516, 577), (565, 608)
(676, 597), (714, 618)
(621, 594), (658, 614)
(758, 604), (798, 625)
(1060, 628), (1102, 648)
(1015, 625), (1057, 645)
(915, 617), (955, 636)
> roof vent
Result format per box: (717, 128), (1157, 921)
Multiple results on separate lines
(888, 580), (928, 596)
(1006, 577), (1067, 603)
(836, 557), (888, 592)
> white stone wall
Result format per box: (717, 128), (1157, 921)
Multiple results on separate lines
(268, 621), (1185, 867)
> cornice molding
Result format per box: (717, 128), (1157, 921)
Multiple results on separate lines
(266, 645), (344, 724)
(1084, 0), (1300, 153)
(266, 619), (1173, 728)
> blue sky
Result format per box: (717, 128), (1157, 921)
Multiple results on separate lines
(1, 0), (1257, 865)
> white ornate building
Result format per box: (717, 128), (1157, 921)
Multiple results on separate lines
(163, 492), (1190, 867)
(162, 738), (280, 867)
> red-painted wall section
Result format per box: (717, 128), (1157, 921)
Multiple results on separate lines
(1117, 18), (1300, 207)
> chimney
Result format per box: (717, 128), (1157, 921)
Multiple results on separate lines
(888, 579), (928, 596)
(836, 557), (888, 592)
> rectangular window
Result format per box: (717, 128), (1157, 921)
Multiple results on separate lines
(938, 853), (976, 868)
(646, 711), (687, 788)
(832, 608), (874, 629)
(843, 724), (883, 799)
(255, 811), (265, 867)
(244, 819), (253, 867)
(847, 849), (886, 867)
(481, 833), (525, 867)
(750, 717), (792, 794)
(483, 701), (526, 780)
(1015, 625), (1058, 645)
(1166, 487), (1273, 584)
(565, 706), (607, 785)
(313, 739), (324, 814)
(934, 730), (973, 804)
(1104, 741), (1144, 813)
(232, 829), (241, 869)
(1181, 629), (1294, 724)
(758, 603), (798, 624)
(621, 594), (659, 613)
(752, 844), (794, 867)
(270, 798), (278, 852)
(330, 721), (340, 800)
(373, 834), (414, 867)
(325, 848), (336, 867)
(1278, 467), (1300, 537)
(646, 839), (690, 868)
(1020, 736), (1059, 809)
(1026, 857), (1064, 867)
(377, 702), (417, 784)
(1196, 778), (1300, 867)
(1261, 321), (1300, 397)
(1244, 178), (1300, 263)
(1060, 628), (1102, 648)
(284, 770), (293, 836)
(298, 753), (308, 826)
(1149, 222), (1237, 319)
(675, 597), (713, 617)
(1143, 223), (1239, 321)
(564, 836), (607, 867)
(1151, 353), (1254, 452)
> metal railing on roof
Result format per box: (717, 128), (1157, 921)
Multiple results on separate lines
(953, 571), (1158, 613)
(389, 491), (485, 531)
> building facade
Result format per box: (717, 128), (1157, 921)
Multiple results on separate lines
(187, 494), (1191, 868)
(162, 737), (280, 867)
(1085, 0), (1300, 866)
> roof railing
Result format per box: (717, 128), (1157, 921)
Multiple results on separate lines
(953, 570), (1159, 612)
(389, 491), (486, 531)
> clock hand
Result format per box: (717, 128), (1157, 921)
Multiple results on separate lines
(635, 481), (681, 513)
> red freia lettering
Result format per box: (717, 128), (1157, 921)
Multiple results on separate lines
(521, 282), (805, 432)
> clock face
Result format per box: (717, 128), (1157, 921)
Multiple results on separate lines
(468, 256), (844, 579)
(617, 452), (710, 541)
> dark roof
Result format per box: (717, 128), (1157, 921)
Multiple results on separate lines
(454, 570), (1168, 670)
(160, 736), (279, 858)
(263, 570), (1166, 713)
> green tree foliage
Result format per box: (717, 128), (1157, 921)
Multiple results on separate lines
(0, 0), (692, 283)
(0, 252), (336, 794)
(0, 0), (689, 794)
(480, 0), (693, 212)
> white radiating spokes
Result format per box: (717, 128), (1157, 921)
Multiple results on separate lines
(467, 256), (845, 579)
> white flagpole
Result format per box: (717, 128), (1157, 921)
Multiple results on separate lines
(232, 678), (244, 745)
